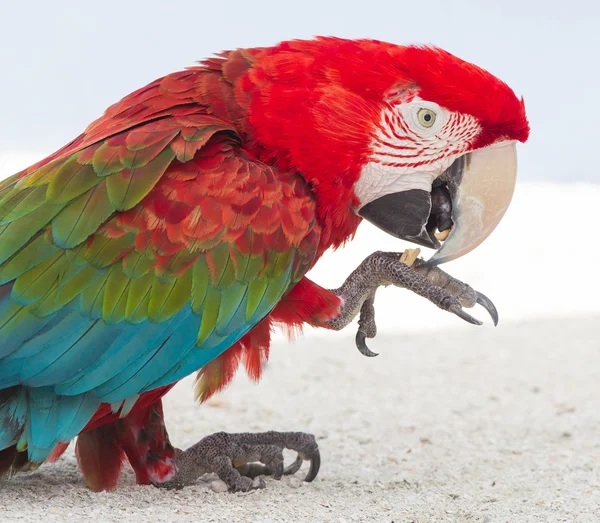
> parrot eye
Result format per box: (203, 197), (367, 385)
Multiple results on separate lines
(417, 108), (437, 128)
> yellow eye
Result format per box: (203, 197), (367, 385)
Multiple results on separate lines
(417, 108), (437, 128)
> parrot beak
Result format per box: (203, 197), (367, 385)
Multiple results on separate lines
(424, 141), (517, 266)
(358, 141), (518, 265)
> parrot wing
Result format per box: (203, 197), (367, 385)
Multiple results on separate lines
(0, 112), (319, 459)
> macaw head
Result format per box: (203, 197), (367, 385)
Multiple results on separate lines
(242, 37), (529, 263)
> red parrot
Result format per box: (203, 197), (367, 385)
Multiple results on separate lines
(0, 37), (528, 491)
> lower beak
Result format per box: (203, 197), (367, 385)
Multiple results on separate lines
(357, 189), (440, 249)
(358, 141), (518, 266)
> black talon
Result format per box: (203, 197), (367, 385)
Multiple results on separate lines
(476, 292), (499, 326)
(304, 449), (321, 483)
(272, 461), (284, 480)
(449, 304), (483, 325)
(356, 331), (378, 357)
(283, 455), (303, 476)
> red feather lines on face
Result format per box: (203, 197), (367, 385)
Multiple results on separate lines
(371, 104), (480, 169)
(368, 87), (475, 170)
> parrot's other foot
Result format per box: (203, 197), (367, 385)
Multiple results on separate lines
(154, 431), (319, 492)
(326, 251), (499, 355)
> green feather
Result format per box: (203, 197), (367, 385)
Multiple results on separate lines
(106, 148), (175, 211)
(35, 265), (105, 317)
(47, 161), (98, 203)
(91, 143), (124, 177)
(0, 185), (48, 224)
(263, 249), (291, 279)
(245, 278), (269, 322)
(85, 233), (136, 268)
(262, 269), (293, 312)
(0, 202), (66, 265)
(106, 282), (130, 324)
(191, 258), (210, 314)
(196, 287), (221, 345)
(0, 171), (20, 192)
(273, 248), (295, 278)
(17, 160), (58, 188)
(206, 242), (231, 286)
(218, 256), (237, 288)
(159, 250), (199, 282)
(149, 269), (192, 322)
(52, 181), (114, 249)
(102, 267), (130, 322)
(12, 252), (68, 304)
(125, 272), (153, 323)
(0, 233), (59, 284)
(122, 250), (155, 279)
(215, 282), (247, 331)
(79, 273), (109, 318)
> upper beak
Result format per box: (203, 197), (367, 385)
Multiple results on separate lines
(358, 141), (518, 266)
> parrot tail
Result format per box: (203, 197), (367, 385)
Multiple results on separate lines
(0, 445), (39, 478)
(0, 386), (36, 477)
(0, 385), (100, 465)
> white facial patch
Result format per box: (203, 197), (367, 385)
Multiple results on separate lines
(354, 162), (441, 208)
(354, 96), (481, 209)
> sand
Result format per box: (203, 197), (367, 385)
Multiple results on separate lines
(0, 316), (599, 522)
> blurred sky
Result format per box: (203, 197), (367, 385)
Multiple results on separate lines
(0, 0), (598, 182)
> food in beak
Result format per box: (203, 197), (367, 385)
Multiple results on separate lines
(434, 228), (450, 241)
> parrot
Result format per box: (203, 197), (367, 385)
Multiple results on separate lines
(0, 37), (528, 492)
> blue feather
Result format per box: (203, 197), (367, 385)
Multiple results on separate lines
(5, 309), (83, 360)
(5, 387), (102, 461)
(56, 392), (100, 441)
(56, 309), (190, 396)
(0, 387), (27, 448)
(28, 386), (59, 450)
(21, 320), (120, 387)
(0, 359), (26, 388)
(94, 308), (196, 402)
(215, 292), (250, 337)
(0, 302), (58, 359)
(98, 313), (200, 402)
(145, 324), (254, 391)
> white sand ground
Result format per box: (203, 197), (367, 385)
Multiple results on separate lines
(0, 317), (599, 522)
(0, 154), (599, 521)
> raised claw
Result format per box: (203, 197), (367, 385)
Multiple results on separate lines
(355, 293), (378, 357)
(448, 304), (483, 326)
(476, 292), (499, 326)
(283, 455), (303, 476)
(304, 448), (321, 483)
(356, 330), (379, 357)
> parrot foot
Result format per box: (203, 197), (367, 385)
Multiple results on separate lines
(326, 251), (499, 356)
(154, 431), (320, 492)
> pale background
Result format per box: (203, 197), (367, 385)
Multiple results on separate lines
(0, 1), (599, 521)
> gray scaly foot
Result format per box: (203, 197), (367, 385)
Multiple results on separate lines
(155, 431), (320, 492)
(325, 251), (499, 355)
